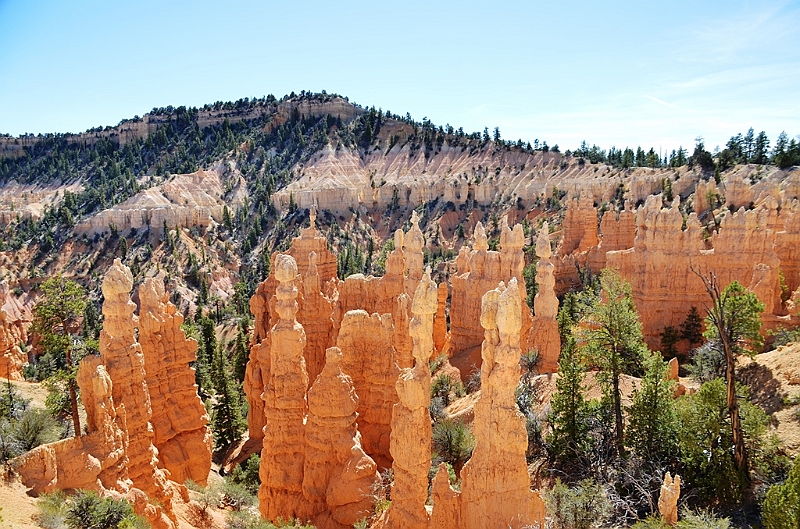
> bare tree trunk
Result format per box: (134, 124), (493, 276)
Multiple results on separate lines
(722, 333), (748, 480)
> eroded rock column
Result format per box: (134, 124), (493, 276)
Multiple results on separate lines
(459, 278), (545, 529)
(303, 347), (380, 528)
(532, 223), (561, 373)
(384, 269), (438, 528)
(99, 260), (171, 508)
(0, 281), (25, 380)
(336, 310), (399, 470)
(259, 254), (310, 521)
(138, 276), (212, 485)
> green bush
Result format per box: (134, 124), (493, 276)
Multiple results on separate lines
(35, 491), (67, 529)
(229, 453), (261, 495)
(432, 419), (475, 473)
(13, 408), (60, 451)
(762, 455), (800, 529)
(675, 508), (730, 529)
(65, 490), (137, 529)
(544, 478), (611, 529)
(220, 480), (255, 511)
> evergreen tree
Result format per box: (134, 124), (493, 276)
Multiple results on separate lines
(696, 275), (765, 481)
(762, 455), (800, 529)
(753, 131), (770, 165)
(547, 337), (591, 468)
(31, 277), (88, 436)
(233, 319), (250, 384)
(211, 342), (246, 451)
(194, 316), (215, 397)
(625, 350), (678, 463)
(577, 269), (646, 457)
(660, 325), (680, 359)
(680, 306), (704, 348)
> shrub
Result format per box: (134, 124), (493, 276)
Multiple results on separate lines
(675, 508), (730, 529)
(65, 490), (137, 529)
(544, 478), (611, 529)
(35, 491), (67, 529)
(431, 374), (464, 407)
(432, 419), (475, 473)
(220, 480), (255, 511)
(13, 408), (60, 452)
(762, 455), (800, 529)
(229, 453), (261, 495)
(465, 367), (481, 393)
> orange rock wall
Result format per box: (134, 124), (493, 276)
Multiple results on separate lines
(449, 221), (533, 379)
(0, 281), (25, 380)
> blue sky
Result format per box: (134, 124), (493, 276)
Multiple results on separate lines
(0, 0), (798, 154)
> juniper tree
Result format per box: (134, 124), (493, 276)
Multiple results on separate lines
(695, 274), (764, 481)
(31, 277), (87, 436)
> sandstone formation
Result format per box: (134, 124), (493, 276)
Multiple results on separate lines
(383, 269), (438, 528)
(403, 211), (425, 282)
(0, 280), (25, 380)
(553, 188), (800, 348)
(429, 463), (463, 529)
(304, 347), (380, 528)
(450, 220), (533, 379)
(658, 472), (681, 525)
(336, 310), (399, 470)
(458, 278), (545, 528)
(14, 355), (129, 495)
(245, 209), (338, 440)
(300, 251), (336, 384)
(138, 276), (212, 485)
(259, 254), (310, 521)
(99, 260), (172, 508)
(74, 169), (243, 236)
(433, 282), (448, 354)
(531, 223), (561, 373)
(605, 195), (798, 347)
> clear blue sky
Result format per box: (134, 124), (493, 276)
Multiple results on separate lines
(1, 0), (798, 154)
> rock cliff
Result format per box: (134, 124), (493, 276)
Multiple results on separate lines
(14, 356), (129, 495)
(336, 310), (399, 470)
(0, 280), (26, 380)
(304, 347), (381, 528)
(450, 221), (533, 379)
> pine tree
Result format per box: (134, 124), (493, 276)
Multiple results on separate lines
(577, 269), (647, 458)
(548, 337), (591, 467)
(193, 316), (215, 397)
(625, 350), (678, 463)
(210, 343), (246, 451)
(233, 319), (250, 384)
(680, 306), (704, 348)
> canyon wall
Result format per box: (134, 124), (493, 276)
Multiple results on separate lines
(555, 183), (800, 348)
